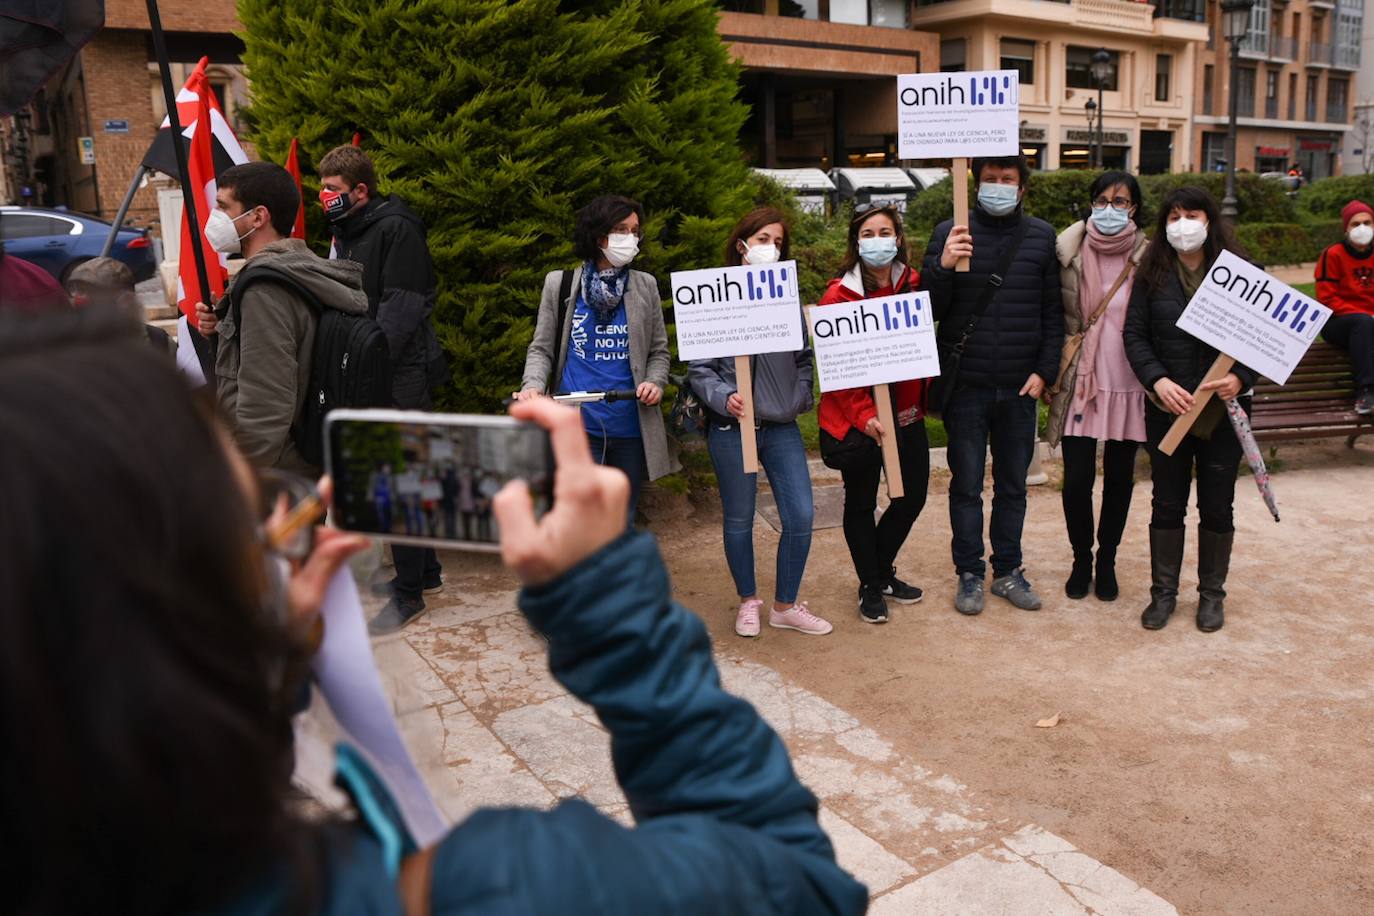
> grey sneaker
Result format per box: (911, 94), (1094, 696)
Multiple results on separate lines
(368, 596), (428, 636)
(1356, 388), (1374, 416)
(991, 568), (1043, 611)
(954, 572), (984, 616)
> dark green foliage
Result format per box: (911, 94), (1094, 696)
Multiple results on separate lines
(1022, 170), (1100, 230)
(1137, 172), (1296, 224)
(1231, 222), (1314, 268)
(239, 0), (754, 410)
(1292, 173), (1374, 221)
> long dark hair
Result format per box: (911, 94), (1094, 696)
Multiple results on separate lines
(1089, 170), (1148, 229)
(724, 206), (789, 267)
(837, 204), (909, 279)
(0, 309), (319, 914)
(1137, 186), (1245, 292)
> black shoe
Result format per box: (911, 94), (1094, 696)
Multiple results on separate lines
(368, 596), (427, 635)
(858, 584), (889, 624)
(1094, 549), (1119, 601)
(1065, 552), (1092, 599)
(1196, 528), (1234, 633)
(371, 577), (444, 598)
(881, 567), (923, 604)
(1141, 527), (1184, 630)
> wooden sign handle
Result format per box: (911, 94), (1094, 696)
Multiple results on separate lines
(1158, 355), (1236, 456)
(952, 158), (970, 274)
(735, 355), (759, 473)
(873, 383), (904, 499)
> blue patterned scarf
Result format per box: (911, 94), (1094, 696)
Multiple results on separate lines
(582, 262), (629, 320)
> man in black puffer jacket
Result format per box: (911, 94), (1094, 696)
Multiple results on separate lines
(921, 155), (1063, 617)
(320, 144), (447, 634)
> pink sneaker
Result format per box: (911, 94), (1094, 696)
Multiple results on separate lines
(769, 601), (833, 636)
(735, 598), (763, 637)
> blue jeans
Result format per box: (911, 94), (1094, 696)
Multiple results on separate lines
(944, 387), (1038, 578)
(587, 434), (646, 525)
(706, 420), (814, 604)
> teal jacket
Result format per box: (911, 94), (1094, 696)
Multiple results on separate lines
(224, 531), (867, 915)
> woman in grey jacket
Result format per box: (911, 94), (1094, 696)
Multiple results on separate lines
(688, 207), (831, 638)
(518, 195), (677, 520)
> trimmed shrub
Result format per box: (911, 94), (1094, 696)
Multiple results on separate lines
(1232, 222), (1317, 267)
(1293, 174), (1374, 222)
(1138, 172), (1296, 224)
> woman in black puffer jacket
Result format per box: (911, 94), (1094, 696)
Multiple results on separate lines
(1123, 187), (1257, 634)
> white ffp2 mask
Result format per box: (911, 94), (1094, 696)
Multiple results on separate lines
(601, 233), (639, 268)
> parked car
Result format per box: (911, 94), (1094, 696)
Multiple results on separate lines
(0, 206), (156, 286)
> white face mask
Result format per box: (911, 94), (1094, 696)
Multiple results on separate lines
(1349, 224), (1374, 247)
(1165, 217), (1208, 254)
(601, 233), (639, 268)
(742, 242), (779, 265)
(205, 208), (257, 255)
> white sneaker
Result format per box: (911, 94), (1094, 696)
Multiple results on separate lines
(768, 601), (833, 636)
(735, 598), (763, 637)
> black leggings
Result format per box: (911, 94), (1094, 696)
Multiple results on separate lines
(840, 422), (930, 587)
(1145, 404), (1244, 533)
(1060, 436), (1139, 556)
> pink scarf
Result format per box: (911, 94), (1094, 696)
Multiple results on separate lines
(1073, 221), (1137, 414)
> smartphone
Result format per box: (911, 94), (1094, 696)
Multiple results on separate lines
(324, 409), (555, 552)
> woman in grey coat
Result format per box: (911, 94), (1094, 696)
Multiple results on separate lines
(518, 195), (677, 520)
(689, 207), (831, 639)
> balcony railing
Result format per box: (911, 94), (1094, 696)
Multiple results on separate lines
(1238, 31), (1269, 56)
(1326, 103), (1348, 123)
(1237, 94), (1256, 118)
(1152, 0), (1205, 21)
(1308, 40), (1333, 66)
(1265, 97), (1279, 118)
(1269, 36), (1297, 60)
(1332, 44), (1361, 70)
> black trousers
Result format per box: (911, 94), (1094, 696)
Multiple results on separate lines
(1145, 403), (1244, 533)
(394, 546), (442, 600)
(1060, 436), (1139, 557)
(1323, 312), (1374, 390)
(840, 422), (930, 587)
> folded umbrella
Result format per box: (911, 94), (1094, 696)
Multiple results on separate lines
(1226, 398), (1279, 522)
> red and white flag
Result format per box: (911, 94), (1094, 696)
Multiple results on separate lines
(284, 137), (307, 241)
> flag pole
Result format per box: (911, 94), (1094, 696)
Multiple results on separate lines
(100, 165), (148, 257)
(146, 0), (211, 307)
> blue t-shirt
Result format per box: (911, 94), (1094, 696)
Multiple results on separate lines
(558, 295), (640, 438)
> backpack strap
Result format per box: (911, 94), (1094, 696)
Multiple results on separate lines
(551, 267), (576, 385)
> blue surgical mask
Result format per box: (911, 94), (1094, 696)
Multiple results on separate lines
(858, 236), (898, 268)
(1089, 205), (1131, 236)
(977, 183), (1020, 216)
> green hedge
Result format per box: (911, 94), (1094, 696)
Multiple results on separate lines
(1293, 174), (1374, 222)
(1232, 222), (1315, 267)
(1137, 172), (1297, 225)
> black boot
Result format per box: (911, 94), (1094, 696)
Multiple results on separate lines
(1065, 551), (1093, 599)
(1094, 547), (1119, 601)
(1196, 527), (1234, 632)
(1141, 527), (1185, 630)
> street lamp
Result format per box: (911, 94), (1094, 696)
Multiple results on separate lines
(1090, 48), (1112, 169)
(1221, 0), (1256, 220)
(1084, 99), (1098, 169)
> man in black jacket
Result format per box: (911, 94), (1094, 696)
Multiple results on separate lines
(921, 155), (1064, 617)
(320, 144), (446, 634)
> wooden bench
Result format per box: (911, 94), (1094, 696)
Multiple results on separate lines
(1251, 341), (1373, 447)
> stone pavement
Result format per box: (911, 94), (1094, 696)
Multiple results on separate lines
(297, 578), (1177, 914)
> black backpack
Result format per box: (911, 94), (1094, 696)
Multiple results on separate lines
(230, 264), (392, 466)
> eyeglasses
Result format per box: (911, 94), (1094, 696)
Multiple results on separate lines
(1092, 196), (1134, 211)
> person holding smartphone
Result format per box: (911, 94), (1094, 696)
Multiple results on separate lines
(517, 194), (678, 521)
(818, 203), (930, 625)
(1123, 187), (1257, 633)
(688, 207), (831, 638)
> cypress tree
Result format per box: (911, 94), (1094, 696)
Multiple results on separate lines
(239, 0), (753, 409)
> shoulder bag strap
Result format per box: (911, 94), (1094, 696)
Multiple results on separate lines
(1082, 260), (1135, 332)
(948, 219), (1029, 354)
(551, 267), (576, 385)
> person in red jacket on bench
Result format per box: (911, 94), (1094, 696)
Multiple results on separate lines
(817, 203), (930, 626)
(1315, 200), (1374, 415)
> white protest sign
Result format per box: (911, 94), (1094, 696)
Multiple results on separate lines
(671, 260), (804, 360)
(897, 70), (1021, 160)
(809, 291), (941, 392)
(1175, 250), (1332, 385)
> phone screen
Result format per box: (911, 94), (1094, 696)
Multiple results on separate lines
(327, 411), (554, 551)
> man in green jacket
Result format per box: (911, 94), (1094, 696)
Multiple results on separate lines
(199, 162), (369, 473)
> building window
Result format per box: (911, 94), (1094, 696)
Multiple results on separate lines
(1203, 65), (1215, 115)
(830, 0), (867, 23)
(1265, 69), (1279, 118)
(1065, 46), (1119, 91)
(1202, 131), (1228, 171)
(1000, 39), (1035, 85)
(1306, 74), (1320, 121)
(1235, 67), (1256, 118)
(1155, 54), (1172, 102)
(776, 0), (818, 17)
(869, 0), (908, 27)
(1242, 0), (1270, 54)
(1334, 0), (1362, 68)
(1288, 73), (1297, 120)
(940, 38), (966, 73)
(1327, 77), (1349, 122)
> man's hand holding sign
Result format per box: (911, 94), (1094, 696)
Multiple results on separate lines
(1160, 250), (1333, 453)
(672, 261), (805, 472)
(809, 290), (942, 498)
